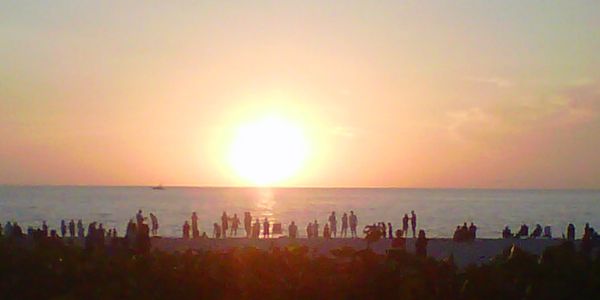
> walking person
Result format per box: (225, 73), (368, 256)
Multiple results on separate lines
(150, 213), (159, 236)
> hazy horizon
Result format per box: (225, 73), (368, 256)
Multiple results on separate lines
(2, 1), (600, 188)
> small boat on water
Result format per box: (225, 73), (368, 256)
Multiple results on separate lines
(152, 184), (165, 190)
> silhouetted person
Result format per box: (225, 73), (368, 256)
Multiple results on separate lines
(150, 213), (159, 236)
(410, 210), (417, 238)
(468, 222), (477, 241)
(402, 214), (409, 237)
(543, 225), (552, 238)
(76, 220), (84, 238)
(68, 219), (75, 238)
(288, 221), (298, 238)
(566, 223), (575, 240)
(531, 224), (542, 238)
(323, 224), (331, 239)
(388, 223), (393, 239)
(341, 212), (348, 237)
(516, 224), (529, 238)
(392, 229), (406, 250)
(415, 229), (428, 257)
(13, 222), (23, 238)
(4, 222), (12, 238)
(213, 223), (221, 238)
(502, 226), (512, 239)
(307, 222), (313, 238)
(221, 212), (229, 238)
(380, 222), (386, 239)
(453, 226), (462, 241)
(183, 221), (190, 239)
(349, 211), (357, 238)
(263, 218), (270, 239)
(60, 220), (67, 237)
(98, 223), (106, 246)
(191, 212), (199, 239)
(136, 209), (144, 228)
(244, 212), (252, 237)
(42, 221), (48, 237)
(252, 218), (260, 239)
(125, 219), (137, 245)
(313, 220), (319, 238)
(231, 213), (240, 236)
(328, 212), (337, 238)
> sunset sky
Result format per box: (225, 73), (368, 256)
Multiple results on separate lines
(1, 1), (600, 188)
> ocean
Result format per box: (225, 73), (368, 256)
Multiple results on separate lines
(0, 186), (598, 238)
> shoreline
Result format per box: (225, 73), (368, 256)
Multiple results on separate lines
(150, 237), (572, 268)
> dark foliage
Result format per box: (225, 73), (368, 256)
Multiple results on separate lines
(0, 237), (599, 300)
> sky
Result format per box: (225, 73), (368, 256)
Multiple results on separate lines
(1, 1), (600, 188)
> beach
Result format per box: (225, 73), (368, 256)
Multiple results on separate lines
(150, 237), (569, 268)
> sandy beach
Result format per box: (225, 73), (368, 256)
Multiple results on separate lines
(150, 237), (570, 268)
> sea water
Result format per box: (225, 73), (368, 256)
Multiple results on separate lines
(0, 186), (598, 238)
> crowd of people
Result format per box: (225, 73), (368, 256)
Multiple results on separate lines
(453, 222), (477, 242)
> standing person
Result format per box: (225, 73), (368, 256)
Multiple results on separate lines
(415, 229), (428, 257)
(252, 218), (260, 239)
(136, 210), (144, 228)
(323, 224), (331, 239)
(183, 221), (190, 239)
(410, 210), (417, 238)
(263, 218), (270, 239)
(468, 222), (477, 241)
(191, 212), (199, 239)
(42, 221), (49, 237)
(231, 214), (240, 236)
(388, 223), (393, 239)
(244, 212), (252, 237)
(349, 211), (358, 238)
(328, 212), (337, 238)
(68, 219), (75, 238)
(150, 213), (159, 236)
(221, 212), (229, 239)
(402, 214), (410, 237)
(306, 222), (313, 238)
(213, 223), (221, 239)
(60, 220), (67, 237)
(313, 220), (319, 238)
(566, 223), (575, 240)
(341, 212), (349, 238)
(77, 220), (84, 239)
(288, 221), (298, 239)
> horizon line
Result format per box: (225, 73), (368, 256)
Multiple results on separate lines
(1, 184), (599, 191)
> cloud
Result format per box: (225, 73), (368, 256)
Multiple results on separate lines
(466, 76), (514, 88)
(447, 80), (600, 142)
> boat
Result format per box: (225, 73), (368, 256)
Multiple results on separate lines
(152, 184), (165, 190)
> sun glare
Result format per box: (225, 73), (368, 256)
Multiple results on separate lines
(228, 116), (309, 185)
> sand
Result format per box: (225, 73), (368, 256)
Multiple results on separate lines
(150, 237), (570, 268)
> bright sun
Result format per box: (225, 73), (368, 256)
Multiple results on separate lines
(228, 116), (309, 185)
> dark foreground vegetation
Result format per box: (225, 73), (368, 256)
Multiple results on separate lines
(0, 237), (599, 300)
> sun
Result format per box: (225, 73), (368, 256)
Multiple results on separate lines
(228, 116), (309, 185)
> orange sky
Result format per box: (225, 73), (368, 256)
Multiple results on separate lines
(1, 2), (600, 188)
